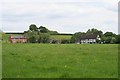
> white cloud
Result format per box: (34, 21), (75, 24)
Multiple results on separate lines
(1, 0), (118, 34)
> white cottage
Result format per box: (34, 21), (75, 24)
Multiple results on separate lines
(78, 34), (101, 44)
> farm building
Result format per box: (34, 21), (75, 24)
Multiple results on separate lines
(76, 34), (101, 44)
(9, 35), (27, 43)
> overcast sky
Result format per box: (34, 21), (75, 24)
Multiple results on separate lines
(0, 0), (119, 34)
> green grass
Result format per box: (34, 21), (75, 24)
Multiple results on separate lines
(50, 35), (72, 40)
(2, 43), (118, 78)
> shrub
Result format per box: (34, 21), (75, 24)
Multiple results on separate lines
(61, 39), (70, 44)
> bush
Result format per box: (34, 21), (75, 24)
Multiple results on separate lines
(51, 40), (57, 44)
(28, 36), (36, 43)
(61, 39), (70, 44)
(38, 33), (50, 43)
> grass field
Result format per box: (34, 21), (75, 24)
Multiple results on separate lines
(2, 43), (118, 78)
(50, 35), (72, 40)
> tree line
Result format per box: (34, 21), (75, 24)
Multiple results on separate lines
(24, 24), (58, 43)
(24, 24), (120, 44)
(24, 24), (71, 43)
(71, 28), (120, 44)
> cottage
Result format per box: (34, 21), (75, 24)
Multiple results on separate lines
(9, 35), (27, 43)
(77, 34), (101, 44)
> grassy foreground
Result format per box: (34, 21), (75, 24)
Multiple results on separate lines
(2, 43), (118, 78)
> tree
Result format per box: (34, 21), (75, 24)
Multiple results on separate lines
(71, 32), (85, 43)
(111, 37), (116, 44)
(86, 28), (103, 36)
(61, 39), (70, 44)
(38, 33), (50, 43)
(38, 26), (49, 33)
(104, 32), (114, 37)
(51, 39), (58, 44)
(48, 31), (58, 34)
(101, 35), (106, 43)
(28, 35), (36, 43)
(29, 24), (38, 31)
(25, 25), (52, 43)
(115, 35), (120, 44)
(105, 36), (112, 44)
(101, 32), (117, 44)
(25, 30), (38, 38)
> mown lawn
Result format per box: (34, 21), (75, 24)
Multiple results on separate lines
(2, 43), (118, 78)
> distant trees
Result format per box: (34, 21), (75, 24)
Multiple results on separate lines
(86, 28), (103, 36)
(70, 32), (85, 43)
(25, 25), (120, 44)
(38, 33), (50, 43)
(61, 39), (71, 44)
(48, 31), (58, 35)
(71, 28), (120, 44)
(28, 24), (58, 34)
(38, 26), (49, 33)
(29, 24), (38, 31)
(115, 35), (120, 44)
(104, 32), (116, 37)
(28, 35), (36, 43)
(101, 32), (117, 44)
(25, 24), (56, 43)
(70, 28), (103, 43)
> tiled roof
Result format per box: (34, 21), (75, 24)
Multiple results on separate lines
(80, 34), (98, 40)
(10, 36), (26, 39)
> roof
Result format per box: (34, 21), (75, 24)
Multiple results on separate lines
(10, 36), (27, 39)
(80, 34), (98, 40)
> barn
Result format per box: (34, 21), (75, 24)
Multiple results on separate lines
(9, 35), (27, 43)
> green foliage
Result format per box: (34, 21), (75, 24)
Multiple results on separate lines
(38, 33), (50, 43)
(71, 28), (120, 44)
(26, 25), (52, 43)
(101, 35), (106, 43)
(25, 24), (61, 43)
(28, 24), (59, 34)
(26, 33), (50, 43)
(104, 32), (114, 37)
(101, 32), (117, 44)
(2, 34), (10, 43)
(51, 39), (58, 44)
(29, 24), (38, 31)
(71, 32), (85, 43)
(86, 28), (103, 36)
(105, 36), (112, 44)
(38, 26), (49, 33)
(48, 31), (58, 35)
(111, 37), (116, 44)
(27, 25), (120, 44)
(115, 35), (120, 44)
(28, 35), (37, 43)
(71, 28), (103, 43)
(61, 39), (70, 44)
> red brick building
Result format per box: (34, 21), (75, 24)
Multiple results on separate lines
(9, 35), (27, 43)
